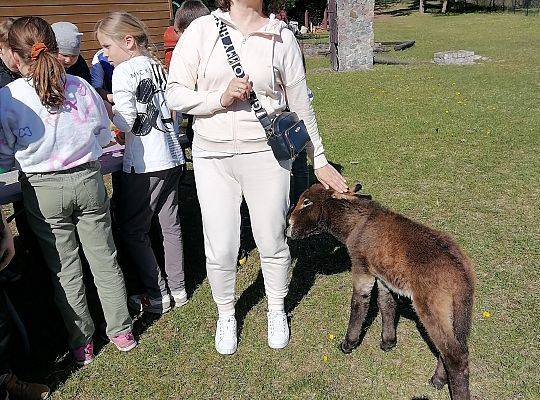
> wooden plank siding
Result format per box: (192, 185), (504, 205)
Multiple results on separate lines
(0, 0), (172, 63)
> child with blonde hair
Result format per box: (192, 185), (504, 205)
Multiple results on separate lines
(0, 16), (135, 366)
(95, 12), (187, 314)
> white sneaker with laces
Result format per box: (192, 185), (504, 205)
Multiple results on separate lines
(215, 316), (237, 355)
(267, 311), (289, 349)
(171, 289), (188, 308)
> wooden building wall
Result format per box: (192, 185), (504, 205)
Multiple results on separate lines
(0, 0), (172, 63)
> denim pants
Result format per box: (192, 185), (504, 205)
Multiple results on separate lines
(21, 161), (132, 349)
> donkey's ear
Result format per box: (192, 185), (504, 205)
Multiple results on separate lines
(353, 182), (363, 193)
(331, 191), (357, 201)
(356, 194), (372, 200)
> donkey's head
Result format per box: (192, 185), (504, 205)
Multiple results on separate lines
(286, 182), (374, 240)
(286, 183), (330, 239)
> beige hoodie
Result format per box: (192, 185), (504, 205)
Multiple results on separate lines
(165, 10), (328, 169)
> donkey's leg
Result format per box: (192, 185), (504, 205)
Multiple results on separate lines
(341, 260), (375, 354)
(377, 280), (397, 352)
(430, 355), (448, 390)
(444, 349), (470, 400)
(415, 296), (470, 400)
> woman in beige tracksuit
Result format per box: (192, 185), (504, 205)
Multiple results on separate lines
(165, 0), (347, 355)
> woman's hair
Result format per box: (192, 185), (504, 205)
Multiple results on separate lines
(216, 0), (231, 11)
(8, 16), (65, 110)
(95, 12), (151, 52)
(174, 0), (210, 33)
(216, 1), (270, 16)
(0, 17), (16, 44)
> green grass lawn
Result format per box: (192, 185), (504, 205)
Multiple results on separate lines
(52, 11), (539, 400)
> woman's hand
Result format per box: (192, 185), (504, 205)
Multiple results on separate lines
(315, 164), (348, 193)
(0, 214), (15, 272)
(220, 75), (252, 107)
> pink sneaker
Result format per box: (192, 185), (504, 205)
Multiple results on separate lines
(110, 331), (137, 352)
(73, 341), (94, 366)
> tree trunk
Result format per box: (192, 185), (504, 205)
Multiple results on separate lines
(419, 0), (425, 13)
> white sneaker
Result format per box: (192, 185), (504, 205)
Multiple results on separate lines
(171, 289), (188, 308)
(128, 294), (171, 314)
(267, 311), (289, 349)
(215, 316), (237, 355)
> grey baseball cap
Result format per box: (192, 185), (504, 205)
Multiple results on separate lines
(51, 22), (83, 55)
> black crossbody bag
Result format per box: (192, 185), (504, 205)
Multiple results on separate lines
(214, 17), (310, 161)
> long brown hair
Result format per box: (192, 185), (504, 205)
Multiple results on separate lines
(216, 0), (231, 11)
(8, 17), (65, 110)
(174, 0), (210, 33)
(216, 1), (269, 15)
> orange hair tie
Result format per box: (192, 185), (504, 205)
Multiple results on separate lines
(30, 42), (48, 61)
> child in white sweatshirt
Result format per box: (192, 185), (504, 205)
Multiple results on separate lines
(0, 16), (135, 366)
(96, 12), (187, 314)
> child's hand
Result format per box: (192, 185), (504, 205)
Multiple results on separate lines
(113, 129), (125, 145)
(104, 99), (114, 120)
(220, 75), (252, 107)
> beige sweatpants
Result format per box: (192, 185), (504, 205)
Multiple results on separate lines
(193, 150), (292, 315)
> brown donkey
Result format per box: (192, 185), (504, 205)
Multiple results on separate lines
(286, 183), (475, 400)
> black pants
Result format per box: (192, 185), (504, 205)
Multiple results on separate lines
(0, 289), (10, 391)
(290, 149), (309, 206)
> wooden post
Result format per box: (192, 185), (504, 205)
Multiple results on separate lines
(328, 0), (338, 71)
(322, 6), (328, 29)
(441, 0), (449, 13)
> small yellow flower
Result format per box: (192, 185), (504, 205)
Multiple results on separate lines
(482, 311), (491, 318)
(323, 354), (329, 363)
(445, 110), (449, 113)
(456, 92), (461, 96)
(328, 333), (335, 341)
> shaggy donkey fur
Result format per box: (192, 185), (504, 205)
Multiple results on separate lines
(286, 183), (475, 400)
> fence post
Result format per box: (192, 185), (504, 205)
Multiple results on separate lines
(328, 0), (338, 71)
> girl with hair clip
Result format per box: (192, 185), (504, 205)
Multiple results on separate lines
(0, 16), (135, 366)
(166, 0), (347, 355)
(95, 12), (187, 314)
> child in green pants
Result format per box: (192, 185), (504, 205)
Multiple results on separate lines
(0, 17), (135, 366)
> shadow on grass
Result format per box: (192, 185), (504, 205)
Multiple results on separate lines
(5, 168), (207, 391)
(235, 161), (350, 338)
(375, 0), (418, 17)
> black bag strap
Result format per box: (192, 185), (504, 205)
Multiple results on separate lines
(214, 16), (273, 138)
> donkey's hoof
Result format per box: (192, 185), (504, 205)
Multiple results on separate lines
(380, 340), (397, 352)
(340, 340), (357, 354)
(429, 375), (447, 390)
